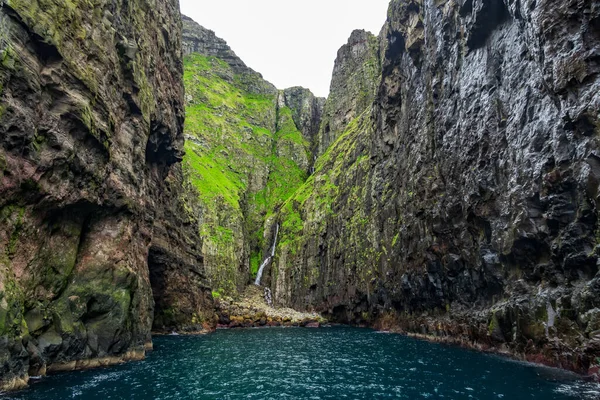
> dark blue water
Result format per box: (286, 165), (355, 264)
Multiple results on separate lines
(3, 327), (599, 399)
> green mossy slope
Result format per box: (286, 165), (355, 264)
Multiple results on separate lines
(182, 53), (311, 294)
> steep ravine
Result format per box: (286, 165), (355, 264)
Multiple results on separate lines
(2, 0), (600, 392)
(179, 16), (324, 299)
(266, 0), (600, 379)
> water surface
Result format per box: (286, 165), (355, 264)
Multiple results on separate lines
(3, 327), (599, 399)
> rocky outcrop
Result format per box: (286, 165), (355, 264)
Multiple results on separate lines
(0, 0), (213, 390)
(281, 87), (326, 157)
(317, 30), (380, 156)
(182, 15), (276, 95)
(182, 15), (247, 73)
(271, 0), (600, 378)
(148, 169), (215, 334)
(215, 286), (325, 329)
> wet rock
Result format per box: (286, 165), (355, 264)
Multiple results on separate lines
(0, 0), (211, 389)
(270, 0), (600, 377)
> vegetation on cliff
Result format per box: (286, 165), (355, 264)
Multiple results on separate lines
(2, 0), (600, 391)
(181, 51), (314, 295)
(0, 0), (191, 390)
(267, 0), (600, 380)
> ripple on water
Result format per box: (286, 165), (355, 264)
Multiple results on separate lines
(2, 327), (599, 400)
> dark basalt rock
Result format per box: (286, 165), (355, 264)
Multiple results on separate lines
(317, 29), (380, 156)
(0, 0), (213, 390)
(271, 0), (600, 377)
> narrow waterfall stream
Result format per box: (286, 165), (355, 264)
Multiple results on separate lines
(254, 224), (279, 286)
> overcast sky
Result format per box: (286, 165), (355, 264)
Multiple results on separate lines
(179, 0), (390, 98)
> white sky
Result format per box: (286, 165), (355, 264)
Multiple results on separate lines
(179, 0), (390, 98)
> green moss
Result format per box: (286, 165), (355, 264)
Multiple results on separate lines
(23, 221), (83, 306)
(7, 0), (92, 89)
(6, 206), (25, 258)
(80, 103), (95, 134)
(0, 274), (25, 338)
(488, 313), (500, 335)
(276, 107), (308, 146)
(1, 44), (17, 70)
(250, 252), (261, 276)
(182, 53), (313, 292)
(273, 110), (373, 273)
(281, 203), (304, 235)
(183, 141), (243, 210)
(202, 225), (235, 247)
(51, 274), (132, 335)
(258, 156), (308, 219)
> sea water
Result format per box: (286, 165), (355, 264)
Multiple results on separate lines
(3, 327), (599, 399)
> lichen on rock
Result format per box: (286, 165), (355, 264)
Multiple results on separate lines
(268, 0), (600, 379)
(0, 0), (208, 389)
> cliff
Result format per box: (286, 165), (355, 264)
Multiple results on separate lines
(0, 0), (212, 390)
(180, 16), (324, 296)
(2, 0), (599, 389)
(317, 29), (380, 156)
(270, 0), (600, 377)
(182, 15), (248, 74)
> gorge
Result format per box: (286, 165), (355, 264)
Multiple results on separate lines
(1, 0), (600, 396)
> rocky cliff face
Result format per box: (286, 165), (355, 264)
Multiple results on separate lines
(182, 15), (248, 74)
(180, 17), (324, 296)
(0, 0), (213, 390)
(282, 87), (326, 159)
(270, 0), (600, 377)
(268, 29), (380, 306)
(3, 0), (599, 388)
(317, 30), (380, 156)
(182, 15), (276, 96)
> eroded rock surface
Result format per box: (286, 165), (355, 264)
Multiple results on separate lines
(182, 15), (249, 75)
(2, 0), (600, 389)
(317, 30), (380, 156)
(215, 286), (325, 329)
(0, 0), (212, 389)
(271, 0), (600, 377)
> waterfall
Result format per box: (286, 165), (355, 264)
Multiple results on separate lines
(254, 224), (279, 286)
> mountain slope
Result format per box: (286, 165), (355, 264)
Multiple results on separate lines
(180, 17), (325, 297)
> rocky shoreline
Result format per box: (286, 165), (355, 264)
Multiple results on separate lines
(215, 286), (326, 329)
(370, 312), (600, 383)
(0, 346), (150, 392)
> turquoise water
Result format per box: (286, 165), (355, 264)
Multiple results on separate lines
(3, 327), (599, 399)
